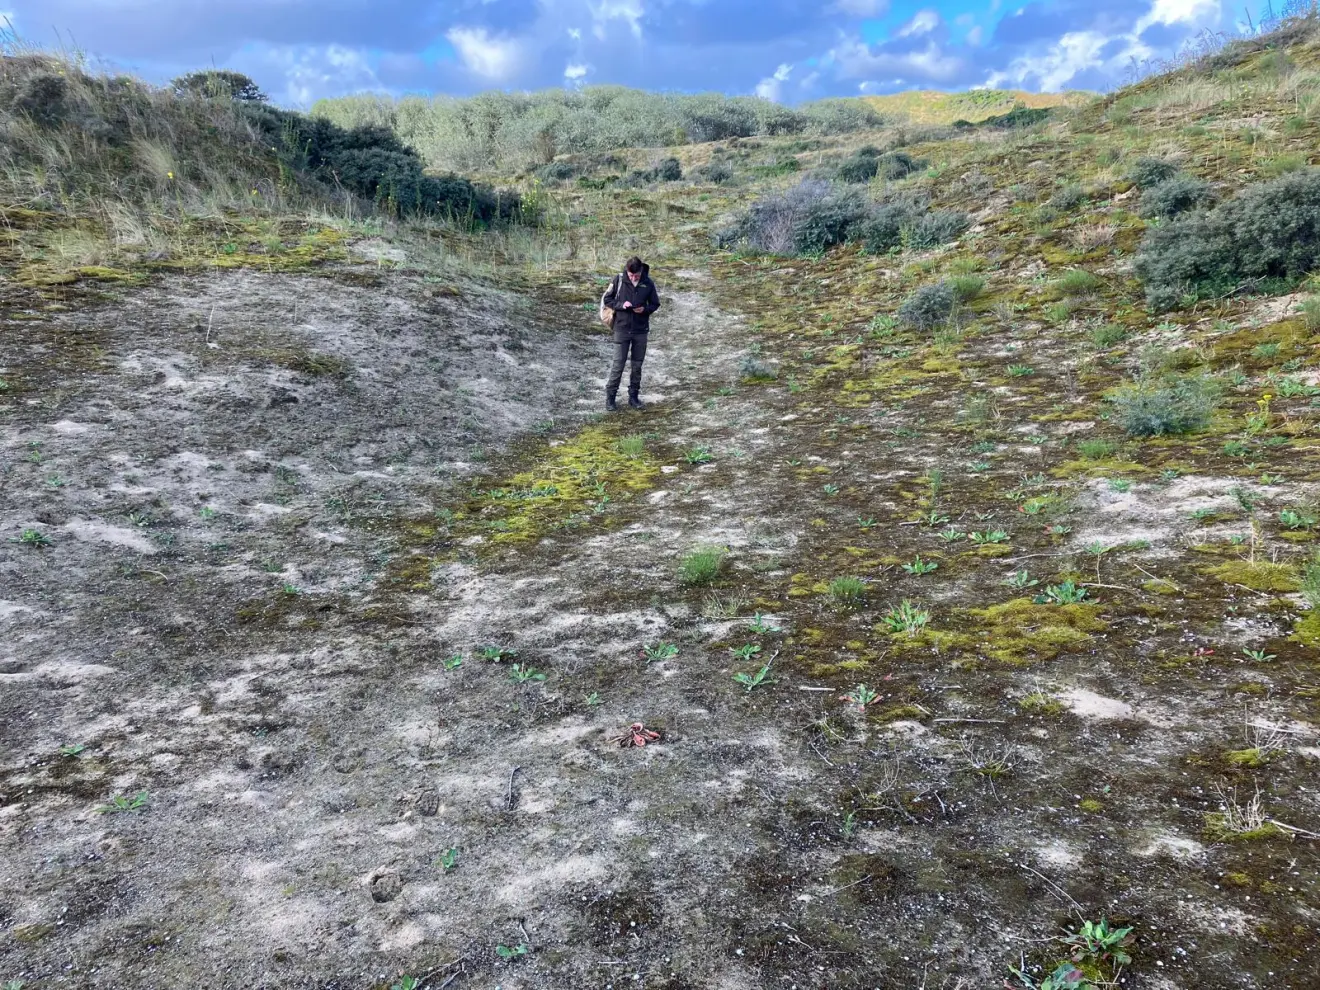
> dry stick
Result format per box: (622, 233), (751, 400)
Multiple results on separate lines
(1267, 819), (1320, 840)
(506, 766), (521, 811)
(205, 304), (215, 346)
(1131, 560), (1182, 592)
(822, 873), (872, 897)
(1081, 582), (1138, 593)
(416, 959), (463, 989)
(1018, 864), (1084, 920)
(934, 717), (1006, 724)
(798, 686), (834, 692)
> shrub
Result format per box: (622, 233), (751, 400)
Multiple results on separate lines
(696, 161), (734, 184)
(1048, 183), (1087, 210)
(171, 69), (267, 102)
(799, 98), (887, 135)
(1128, 156), (1180, 188)
(856, 202), (917, 253)
(740, 356), (778, 380)
(1057, 269), (1103, 295)
(837, 152), (880, 183)
(1299, 295), (1320, 330)
(719, 179), (866, 255)
(536, 161), (577, 182)
(1092, 324), (1128, 348)
(1111, 376), (1220, 436)
(948, 275), (985, 302)
(680, 546), (726, 585)
(904, 209), (971, 249)
(1139, 175), (1215, 218)
(877, 150), (927, 181)
(653, 156), (683, 182)
(899, 281), (957, 331)
(1135, 168), (1320, 309)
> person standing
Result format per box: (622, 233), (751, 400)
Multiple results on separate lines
(602, 257), (661, 411)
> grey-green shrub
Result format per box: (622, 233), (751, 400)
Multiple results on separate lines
(877, 150), (928, 180)
(1111, 376), (1220, 436)
(1135, 168), (1320, 309)
(1048, 183), (1087, 209)
(696, 161), (734, 184)
(717, 179), (866, 255)
(837, 151), (880, 183)
(899, 282), (957, 331)
(1139, 175), (1215, 218)
(1128, 156), (1180, 188)
(905, 209), (971, 249)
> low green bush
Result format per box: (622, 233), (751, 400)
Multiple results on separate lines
(1111, 376), (1220, 436)
(899, 281), (957, 331)
(1135, 168), (1320, 309)
(905, 209), (971, 249)
(1139, 175), (1215, 218)
(1128, 156), (1180, 188)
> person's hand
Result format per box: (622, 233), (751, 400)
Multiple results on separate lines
(621, 301), (633, 309)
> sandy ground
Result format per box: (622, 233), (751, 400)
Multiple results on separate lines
(2, 263), (1320, 990)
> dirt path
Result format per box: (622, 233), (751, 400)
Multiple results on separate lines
(4, 261), (1319, 990)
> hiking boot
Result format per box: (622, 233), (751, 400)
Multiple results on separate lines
(606, 393), (619, 412)
(628, 393), (646, 410)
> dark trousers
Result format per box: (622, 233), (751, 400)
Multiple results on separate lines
(606, 334), (648, 397)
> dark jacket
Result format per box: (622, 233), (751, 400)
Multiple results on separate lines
(603, 265), (661, 339)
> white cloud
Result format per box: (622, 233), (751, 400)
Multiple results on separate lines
(567, 27), (581, 39)
(896, 9), (941, 37)
(984, 29), (1110, 91)
(588, 0), (644, 40)
(830, 36), (965, 84)
(564, 62), (588, 80)
(828, 0), (889, 14)
(238, 43), (383, 107)
(966, 24), (983, 46)
(754, 61), (793, 101)
(445, 26), (523, 79)
(1141, 0), (1220, 28)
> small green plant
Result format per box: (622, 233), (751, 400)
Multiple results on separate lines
(644, 642), (679, 663)
(585, 691), (602, 707)
(13, 528), (52, 548)
(969, 530), (1009, 545)
(882, 600), (930, 635)
(902, 555), (939, 575)
(1057, 269), (1102, 296)
(840, 683), (880, 710)
(1091, 324), (1127, 349)
(680, 546), (726, 585)
(480, 645), (518, 662)
(496, 943), (530, 960)
(1007, 364), (1035, 377)
(1112, 376), (1219, 437)
(730, 643), (762, 662)
(1065, 917), (1134, 970)
(617, 434), (646, 456)
(841, 811), (858, 839)
(684, 444), (714, 464)
(1008, 960), (1093, 990)
(509, 663), (546, 684)
(439, 848), (459, 872)
(59, 743), (86, 757)
(1242, 648), (1276, 662)
(1004, 570), (1039, 588)
(938, 529), (966, 543)
(443, 654), (463, 671)
(1280, 508), (1318, 530)
(947, 274), (985, 302)
(391, 977), (421, 990)
(1106, 478), (1131, 493)
(733, 661), (777, 693)
(823, 483), (840, 495)
(281, 583), (302, 596)
(95, 791), (149, 814)
(858, 516), (878, 529)
(748, 613), (782, 633)
(1303, 552), (1320, 607)
(828, 576), (866, 607)
(1035, 581), (1088, 605)
(1075, 438), (1113, 460)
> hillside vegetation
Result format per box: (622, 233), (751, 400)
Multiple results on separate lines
(5, 13), (1320, 990)
(861, 87), (1088, 124)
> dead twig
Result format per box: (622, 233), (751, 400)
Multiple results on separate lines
(934, 717), (1006, 724)
(1131, 560), (1181, 592)
(1267, 819), (1320, 840)
(416, 958), (464, 989)
(822, 874), (872, 897)
(506, 766), (521, 811)
(1018, 863), (1084, 920)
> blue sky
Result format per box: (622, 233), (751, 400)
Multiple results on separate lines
(2, 0), (1268, 106)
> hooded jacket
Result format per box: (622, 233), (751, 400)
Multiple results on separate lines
(603, 264), (661, 339)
